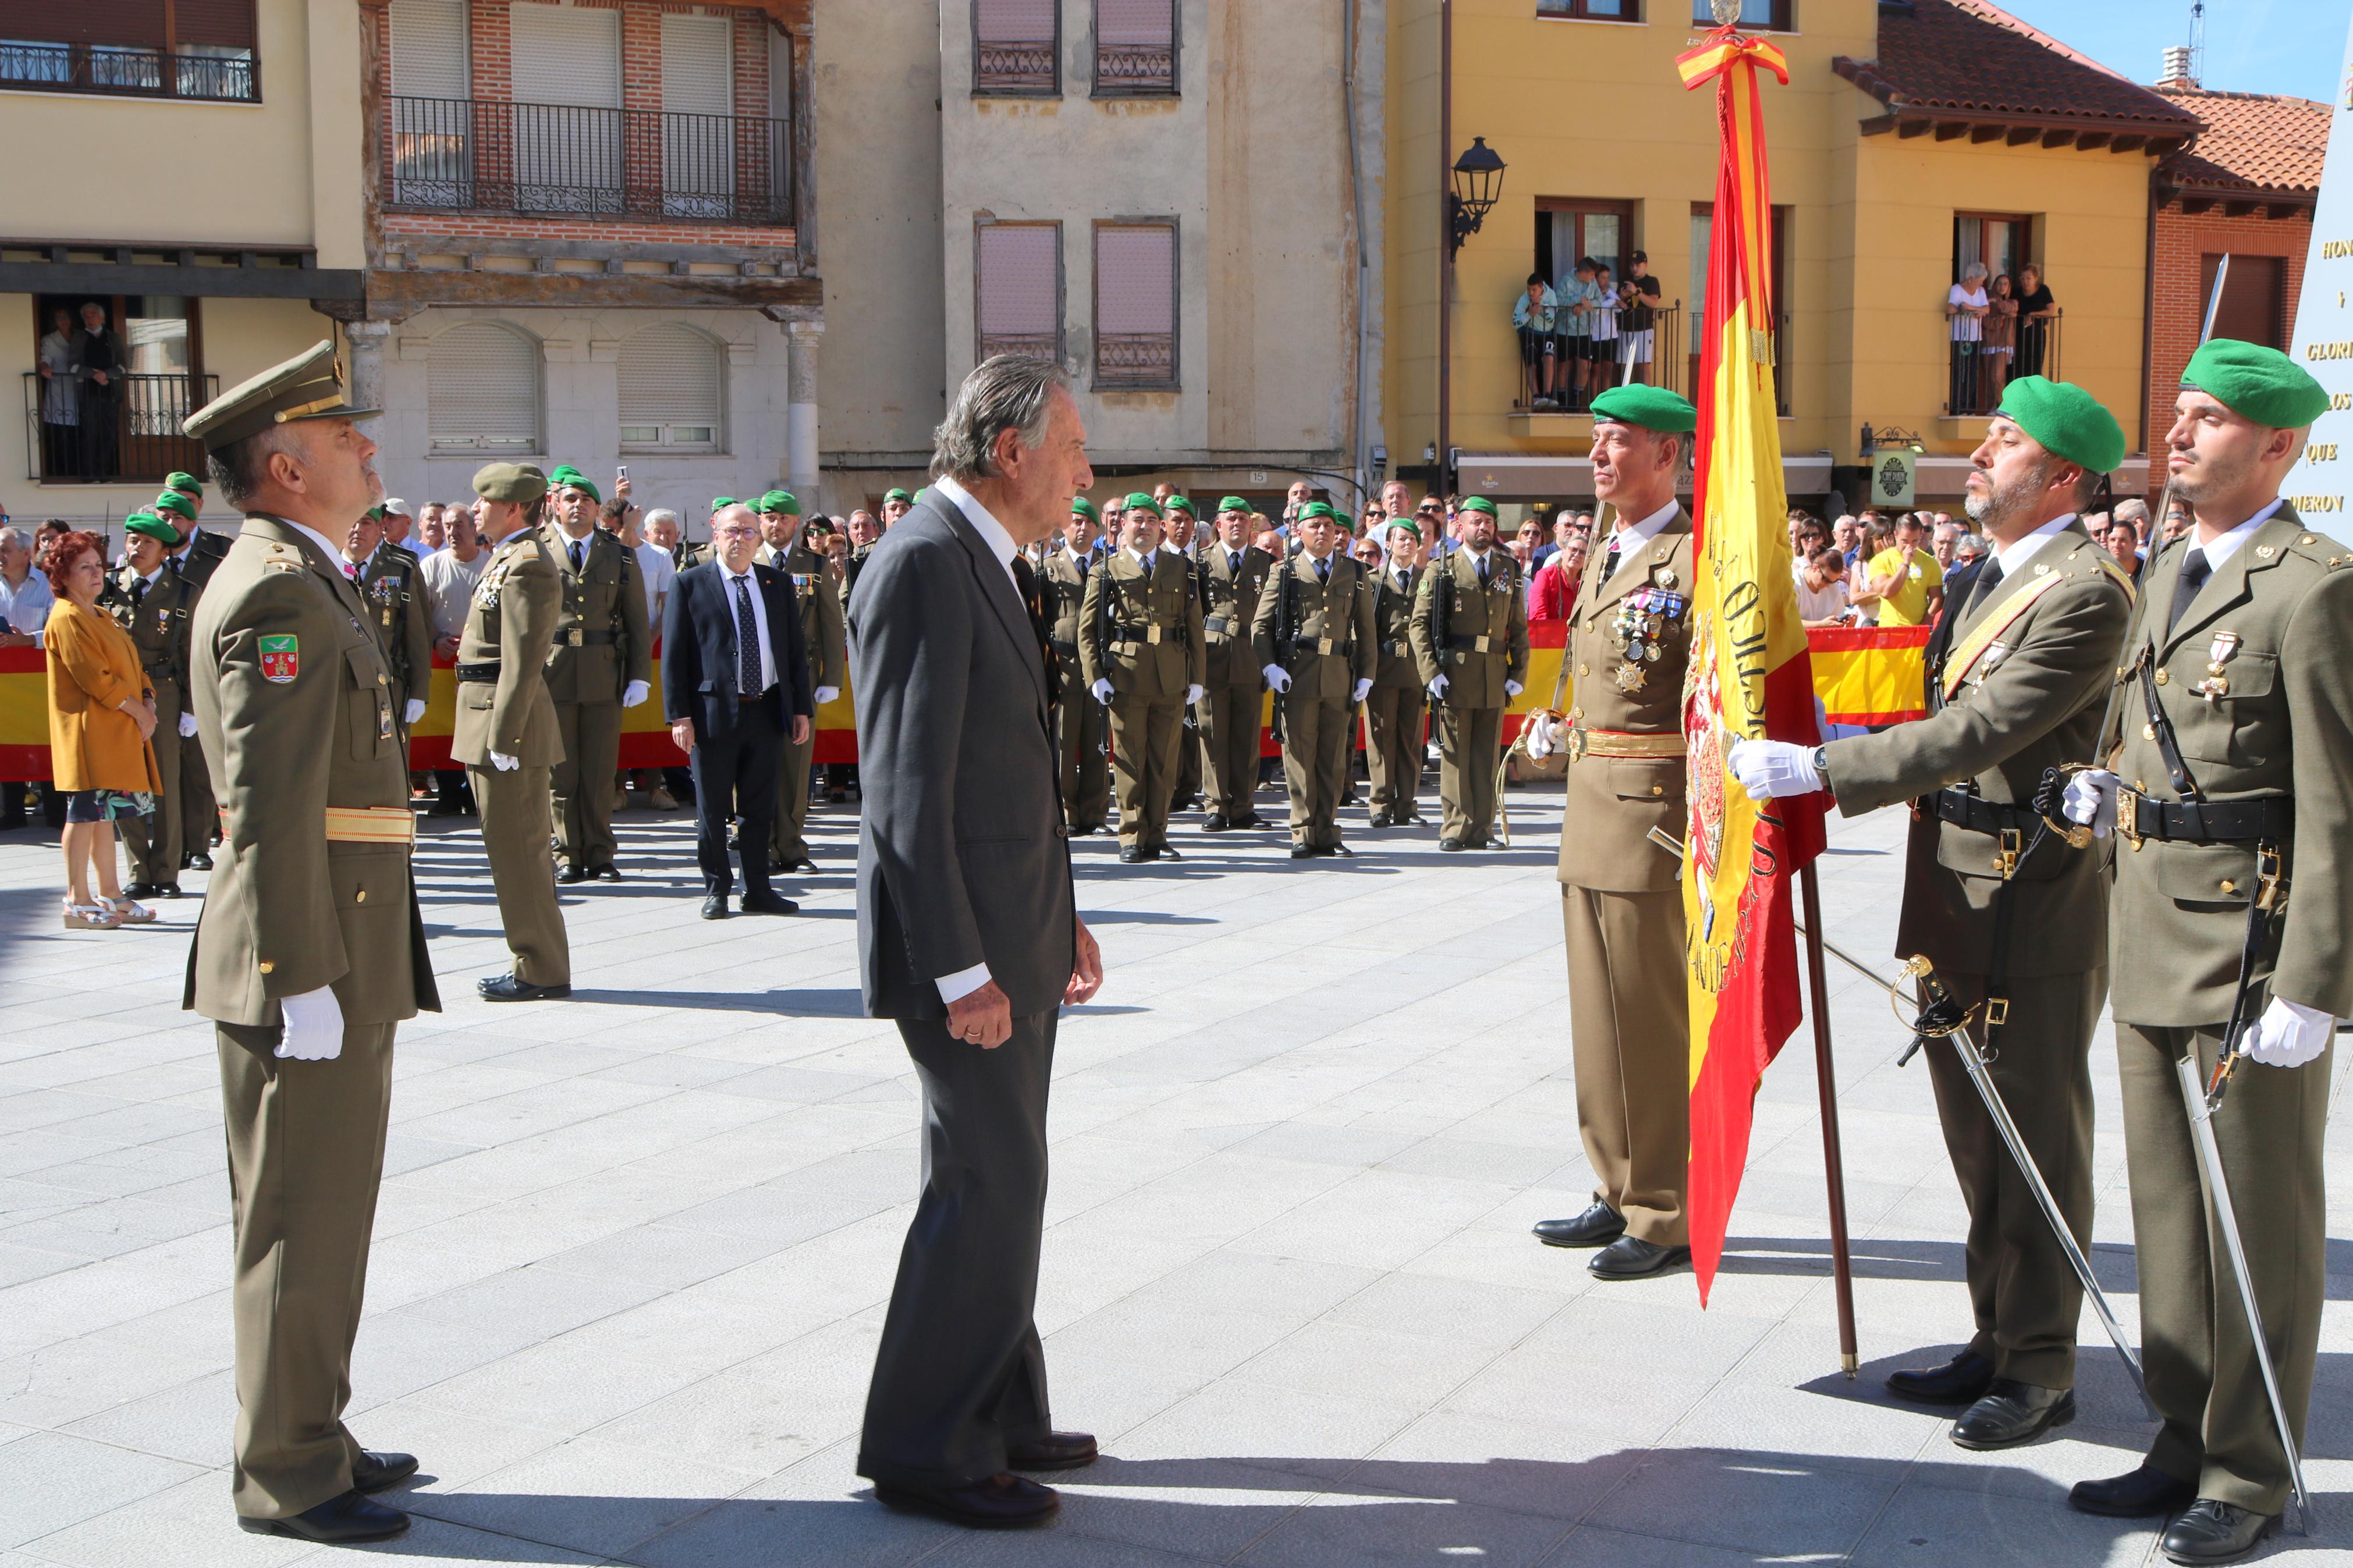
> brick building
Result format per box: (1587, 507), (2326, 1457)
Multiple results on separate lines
(2143, 74), (2327, 503)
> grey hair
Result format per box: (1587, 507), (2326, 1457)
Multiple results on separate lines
(207, 424), (301, 511)
(2112, 497), (2149, 524)
(1957, 532), (1989, 557)
(643, 508), (682, 531)
(0, 525), (23, 556)
(1962, 262), (1989, 283)
(931, 355), (1069, 482)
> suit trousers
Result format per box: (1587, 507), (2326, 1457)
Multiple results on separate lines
(1364, 685), (1425, 813)
(859, 1008), (1059, 1488)
(2119, 1020), (2330, 1514)
(1196, 675), (1261, 819)
(1438, 705), (1504, 845)
(122, 687), (183, 884)
(216, 1019), (396, 1519)
(1054, 684), (1110, 830)
(693, 701), (782, 897)
(181, 729), (217, 858)
(470, 762), (571, 987)
(550, 699), (621, 872)
(770, 722), (816, 865)
(1564, 885), (1689, 1246)
(1280, 685), (1350, 848)
(1108, 691), (1183, 849)
(1920, 968), (2100, 1390)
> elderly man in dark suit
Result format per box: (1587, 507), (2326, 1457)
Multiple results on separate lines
(662, 503), (813, 919)
(850, 355), (1106, 1530)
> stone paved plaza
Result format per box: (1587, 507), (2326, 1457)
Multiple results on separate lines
(1, 780), (2348, 1567)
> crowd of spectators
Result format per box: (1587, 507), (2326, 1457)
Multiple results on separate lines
(1515, 251), (1666, 413)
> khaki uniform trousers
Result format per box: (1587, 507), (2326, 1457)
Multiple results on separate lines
(1921, 968), (2100, 1390)
(1109, 692), (1183, 850)
(1196, 677), (1262, 820)
(1364, 686), (1425, 814)
(470, 762), (570, 987)
(1438, 706), (1504, 844)
(1280, 685), (1350, 849)
(2120, 1020), (2330, 1515)
(1055, 670), (1110, 830)
(772, 724), (817, 865)
(217, 1019), (396, 1519)
(122, 682), (184, 884)
(1564, 885), (1688, 1246)
(549, 699), (621, 873)
(182, 734), (217, 859)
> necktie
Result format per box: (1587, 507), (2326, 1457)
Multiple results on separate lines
(131, 577), (147, 609)
(1602, 541), (1621, 584)
(1229, 551), (1240, 575)
(1316, 557), (1330, 584)
(733, 575), (762, 696)
(2167, 547), (2212, 641)
(1477, 555), (1490, 588)
(570, 540), (585, 575)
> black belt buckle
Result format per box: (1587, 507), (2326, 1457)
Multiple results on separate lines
(2117, 787), (2144, 852)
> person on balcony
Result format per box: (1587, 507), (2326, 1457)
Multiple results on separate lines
(1555, 257), (1602, 411)
(2015, 264), (2057, 380)
(72, 302), (128, 482)
(36, 307), (79, 479)
(1947, 262), (1991, 414)
(1514, 273), (1561, 409)
(1619, 251), (1663, 388)
(1983, 273), (2019, 403)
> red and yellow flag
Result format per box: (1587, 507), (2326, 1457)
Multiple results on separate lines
(1675, 24), (1825, 1304)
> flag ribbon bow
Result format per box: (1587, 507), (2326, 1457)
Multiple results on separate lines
(1676, 28), (1790, 90)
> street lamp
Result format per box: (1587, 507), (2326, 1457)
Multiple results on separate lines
(1447, 137), (1506, 258)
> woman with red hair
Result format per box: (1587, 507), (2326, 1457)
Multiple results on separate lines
(41, 529), (159, 928)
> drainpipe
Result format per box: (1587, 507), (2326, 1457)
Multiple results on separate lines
(1437, 0), (1453, 495)
(1342, 0), (1370, 511)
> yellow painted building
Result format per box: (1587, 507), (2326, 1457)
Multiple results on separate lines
(1386, 0), (2200, 510)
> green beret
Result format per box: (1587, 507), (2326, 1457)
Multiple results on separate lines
(182, 339), (378, 452)
(1994, 375), (2125, 474)
(711, 496), (739, 513)
(151, 490), (197, 521)
(1590, 383), (1698, 435)
(884, 487), (914, 505)
(2182, 339), (2331, 430)
(1120, 492), (1163, 517)
(555, 472), (601, 504)
(1164, 493), (1197, 516)
(1457, 496), (1499, 518)
(1069, 496), (1101, 522)
(164, 471), (202, 496)
(760, 490), (801, 517)
(547, 464), (585, 486)
(364, 505), (386, 522)
(1217, 496), (1251, 515)
(1297, 501), (1337, 522)
(123, 510), (182, 547)
(474, 462), (548, 504)
(1385, 517), (1424, 541)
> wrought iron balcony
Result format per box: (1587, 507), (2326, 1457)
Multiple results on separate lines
(1095, 333), (1176, 389)
(1949, 307), (2062, 417)
(979, 332), (1061, 363)
(975, 41), (1057, 95)
(386, 97), (794, 225)
(1094, 41), (1176, 97)
(0, 40), (256, 102)
(23, 374), (219, 485)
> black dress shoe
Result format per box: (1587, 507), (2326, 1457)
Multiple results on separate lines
(1884, 1349), (1994, 1407)
(1119, 847), (1147, 863)
(1071, 824), (1100, 836)
(701, 895), (730, 920)
(2070, 1464), (2199, 1519)
(1589, 1235), (1691, 1279)
(123, 881), (159, 899)
(477, 975), (571, 1002)
(872, 1473), (1059, 1529)
(1533, 1201), (1626, 1249)
(350, 1450), (418, 1494)
(1203, 813), (1230, 833)
(238, 1492), (408, 1544)
(1156, 845), (1181, 862)
(556, 866), (588, 884)
(1319, 844), (1353, 856)
(1950, 1381), (2074, 1449)
(2161, 1500), (2279, 1565)
(1438, 837), (1464, 852)
(740, 893), (800, 915)
(1290, 844), (1316, 858)
(590, 863), (621, 882)
(183, 852), (213, 872)
(1007, 1431), (1098, 1471)
(151, 883), (182, 899)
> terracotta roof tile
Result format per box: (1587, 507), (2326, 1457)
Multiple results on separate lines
(2157, 85), (2328, 195)
(1833, 0), (2203, 140)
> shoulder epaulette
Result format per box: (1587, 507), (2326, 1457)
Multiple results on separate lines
(260, 541), (306, 575)
(2283, 528), (2353, 570)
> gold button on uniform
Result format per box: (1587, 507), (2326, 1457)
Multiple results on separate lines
(258, 960), (274, 974)
(2155, 669), (2170, 685)
(2221, 880), (2237, 895)
(355, 888), (367, 904)
(1651, 784), (1665, 796)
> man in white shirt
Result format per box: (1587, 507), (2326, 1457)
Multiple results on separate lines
(416, 505), (490, 815)
(0, 525), (54, 648)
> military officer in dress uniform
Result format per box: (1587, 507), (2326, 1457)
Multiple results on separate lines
(104, 510), (197, 899)
(1198, 496), (1273, 831)
(1080, 492), (1204, 862)
(2060, 342), (2353, 1565)
(179, 341), (439, 1545)
(456, 464), (569, 1001)
(154, 481), (231, 870)
(1252, 500), (1374, 857)
(1733, 376), (2136, 1450)
(1046, 497), (1110, 833)
(1163, 494), (1206, 813)
(1522, 383), (1698, 1281)
(541, 469), (651, 883)
(1411, 495), (1528, 850)
(754, 491), (845, 872)
(1364, 516), (1428, 826)
(350, 508), (432, 745)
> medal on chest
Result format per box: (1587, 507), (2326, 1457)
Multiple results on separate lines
(2198, 631), (2241, 703)
(1608, 586), (1685, 692)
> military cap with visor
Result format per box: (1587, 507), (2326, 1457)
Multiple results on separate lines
(123, 510), (183, 547)
(473, 462), (548, 504)
(1589, 383), (1699, 435)
(182, 339), (378, 451)
(1994, 375), (2126, 475)
(2181, 339), (2331, 431)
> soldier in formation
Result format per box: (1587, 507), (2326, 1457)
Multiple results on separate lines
(1196, 496), (1273, 832)
(1252, 500), (1373, 857)
(349, 505), (432, 747)
(1412, 495), (1528, 851)
(1080, 492), (1204, 863)
(102, 509), (197, 899)
(1363, 514), (1426, 826)
(755, 490), (845, 873)
(1045, 497), (1110, 833)
(541, 467), (651, 883)
(155, 474), (230, 871)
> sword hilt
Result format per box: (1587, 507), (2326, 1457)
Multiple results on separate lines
(1895, 955), (1976, 1066)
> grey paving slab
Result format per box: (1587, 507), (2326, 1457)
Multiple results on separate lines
(1, 787), (2349, 1565)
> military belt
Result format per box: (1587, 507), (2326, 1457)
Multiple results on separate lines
(456, 662), (501, 682)
(1203, 616), (1234, 637)
(1383, 639), (1411, 657)
(563, 628), (618, 647)
(1050, 638), (1081, 660)
(2116, 791), (2292, 848)
(323, 806), (416, 847)
(1111, 623), (1169, 647)
(1933, 789), (2038, 838)
(1446, 634), (1496, 653)
(1566, 728), (1683, 762)
(1287, 636), (1354, 658)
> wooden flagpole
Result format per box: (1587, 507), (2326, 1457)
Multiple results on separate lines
(1798, 862), (1860, 1375)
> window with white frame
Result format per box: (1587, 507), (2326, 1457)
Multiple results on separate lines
(427, 321), (541, 453)
(618, 324), (725, 451)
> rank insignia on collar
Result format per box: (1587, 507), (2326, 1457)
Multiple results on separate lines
(1656, 567), (1677, 589)
(2257, 545), (2276, 560)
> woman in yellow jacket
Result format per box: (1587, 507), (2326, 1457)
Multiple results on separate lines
(43, 529), (161, 929)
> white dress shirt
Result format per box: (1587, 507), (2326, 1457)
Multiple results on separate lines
(717, 562), (778, 693)
(931, 474), (1021, 591)
(1988, 513), (2078, 577)
(2192, 497), (2285, 574)
(1609, 499), (1681, 557)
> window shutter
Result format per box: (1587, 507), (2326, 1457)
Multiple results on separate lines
(174, 0), (255, 48)
(978, 225), (1061, 358)
(388, 0), (468, 99)
(509, 2), (620, 107)
(619, 326), (723, 449)
(1094, 224), (1174, 386)
(429, 324), (541, 452)
(0, 0), (164, 45)
(661, 13), (730, 115)
(975, 0), (1058, 44)
(1097, 0), (1173, 45)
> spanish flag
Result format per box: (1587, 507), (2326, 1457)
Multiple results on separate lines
(1676, 24), (1826, 1304)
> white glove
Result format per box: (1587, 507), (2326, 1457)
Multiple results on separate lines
(622, 680), (650, 709)
(1091, 678), (1114, 705)
(1729, 738), (1823, 801)
(1427, 674), (1450, 699)
(403, 698), (427, 726)
(2240, 995), (2334, 1069)
(814, 685), (839, 706)
(1504, 680), (1524, 698)
(275, 986), (344, 1061)
(1524, 713), (1560, 761)
(2063, 769), (2118, 838)
(1351, 678), (1374, 703)
(489, 750), (519, 771)
(1184, 683), (1204, 706)
(1262, 664), (1292, 695)
(176, 710), (197, 738)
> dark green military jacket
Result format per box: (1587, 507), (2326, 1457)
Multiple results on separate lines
(452, 529), (564, 767)
(1198, 541), (1273, 688)
(540, 524), (651, 705)
(1412, 546), (1529, 709)
(1369, 561), (1422, 691)
(102, 563), (194, 720)
(357, 541), (432, 712)
(1079, 548), (1205, 699)
(1251, 549), (1375, 703)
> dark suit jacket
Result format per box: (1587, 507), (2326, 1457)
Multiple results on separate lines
(850, 490), (1076, 1021)
(661, 560), (813, 742)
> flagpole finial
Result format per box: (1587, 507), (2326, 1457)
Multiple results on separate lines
(1711, 0), (1740, 23)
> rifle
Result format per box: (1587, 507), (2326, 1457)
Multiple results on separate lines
(1270, 550), (1297, 746)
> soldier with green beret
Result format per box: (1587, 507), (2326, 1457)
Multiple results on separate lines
(154, 478), (232, 871)
(1733, 373), (2135, 1443)
(882, 485), (915, 528)
(342, 506), (432, 751)
(1159, 495), (1206, 812)
(1046, 497), (1111, 831)
(1252, 500), (1373, 855)
(1197, 495), (1275, 830)
(2059, 340), (2352, 1560)
(755, 490), (844, 872)
(177, 339), (438, 1544)
(1410, 494), (1528, 849)
(541, 467), (650, 883)
(101, 510), (198, 899)
(164, 470), (203, 500)
(459, 460), (571, 1001)
(1080, 492), (1204, 860)
(1365, 515), (1428, 825)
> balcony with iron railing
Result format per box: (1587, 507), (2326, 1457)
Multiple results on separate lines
(1515, 304), (1688, 414)
(0, 40), (257, 101)
(1095, 331), (1177, 390)
(1949, 305), (2062, 417)
(975, 39), (1058, 95)
(1094, 40), (1176, 97)
(385, 97), (793, 225)
(24, 374), (219, 485)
